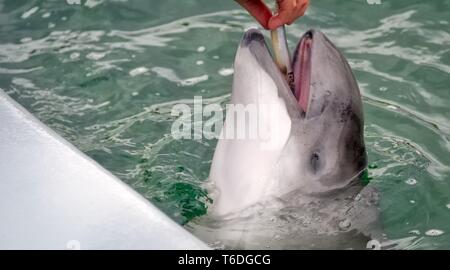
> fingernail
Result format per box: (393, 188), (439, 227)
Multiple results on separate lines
(268, 17), (279, 30)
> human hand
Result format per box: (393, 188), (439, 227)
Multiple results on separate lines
(235, 0), (309, 30)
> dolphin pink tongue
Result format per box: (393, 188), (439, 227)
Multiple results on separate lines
(293, 34), (312, 113)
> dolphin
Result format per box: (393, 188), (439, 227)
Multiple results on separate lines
(189, 28), (380, 249)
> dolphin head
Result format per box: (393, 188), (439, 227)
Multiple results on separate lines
(209, 29), (367, 216)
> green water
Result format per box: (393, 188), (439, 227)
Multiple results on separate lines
(1, 0), (449, 249)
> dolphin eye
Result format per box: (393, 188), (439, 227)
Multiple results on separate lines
(310, 152), (321, 173)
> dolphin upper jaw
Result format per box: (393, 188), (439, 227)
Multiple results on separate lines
(208, 28), (367, 217)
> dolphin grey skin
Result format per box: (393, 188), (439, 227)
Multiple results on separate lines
(189, 28), (380, 249)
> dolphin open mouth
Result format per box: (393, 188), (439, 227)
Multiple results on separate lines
(292, 31), (313, 114)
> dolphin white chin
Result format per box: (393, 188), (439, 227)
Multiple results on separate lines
(188, 28), (380, 249)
